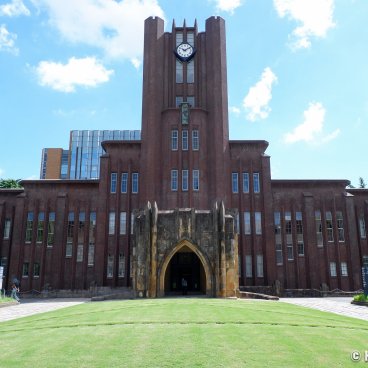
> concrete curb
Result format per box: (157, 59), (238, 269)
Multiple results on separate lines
(0, 301), (19, 308)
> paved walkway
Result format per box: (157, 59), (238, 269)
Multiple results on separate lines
(281, 297), (368, 321)
(0, 298), (89, 322)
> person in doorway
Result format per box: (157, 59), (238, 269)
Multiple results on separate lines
(181, 278), (188, 295)
(11, 283), (20, 302)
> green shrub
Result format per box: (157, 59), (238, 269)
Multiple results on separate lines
(353, 293), (368, 302)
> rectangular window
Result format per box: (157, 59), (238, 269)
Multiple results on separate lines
(256, 255), (264, 277)
(47, 212), (55, 247)
(187, 96), (195, 107)
(77, 244), (83, 262)
(341, 262), (348, 276)
(172, 130), (178, 150)
(22, 262), (29, 277)
(253, 173), (260, 193)
(326, 211), (334, 242)
(118, 253), (125, 278)
(359, 216), (366, 239)
(120, 212), (127, 235)
(315, 210), (323, 247)
(235, 212), (240, 234)
(287, 244), (294, 261)
(78, 212), (85, 244)
(131, 213), (134, 235)
(37, 212), (45, 243)
(175, 96), (183, 107)
(182, 130), (188, 150)
(132, 173), (139, 193)
(276, 243), (283, 265)
(88, 244), (95, 266)
(89, 212), (96, 244)
(66, 212), (74, 257)
(285, 212), (292, 259)
(66, 242), (73, 258)
(176, 32), (183, 46)
(255, 212), (262, 235)
(232, 173), (239, 194)
(243, 172), (249, 193)
(187, 60), (194, 83)
(33, 262), (40, 277)
(192, 130), (199, 150)
(182, 170), (189, 191)
(244, 212), (251, 235)
(25, 212), (34, 243)
(296, 212), (304, 256)
(109, 212), (115, 235)
(330, 262), (337, 277)
(274, 212), (282, 265)
(336, 211), (345, 242)
(176, 59), (183, 83)
(187, 32), (194, 46)
(193, 170), (199, 191)
(3, 218), (11, 239)
(245, 255), (252, 277)
(107, 254), (114, 278)
(121, 173), (128, 193)
(171, 170), (178, 191)
(110, 172), (117, 193)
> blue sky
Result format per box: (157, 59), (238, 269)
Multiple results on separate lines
(0, 0), (367, 185)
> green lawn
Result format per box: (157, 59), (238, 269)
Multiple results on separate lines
(0, 298), (367, 367)
(0, 297), (14, 303)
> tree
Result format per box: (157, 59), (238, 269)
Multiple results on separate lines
(0, 179), (22, 188)
(359, 177), (367, 189)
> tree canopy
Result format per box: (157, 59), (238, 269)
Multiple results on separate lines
(0, 179), (23, 188)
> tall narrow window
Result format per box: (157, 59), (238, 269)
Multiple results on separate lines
(176, 96), (183, 107)
(25, 212), (34, 243)
(244, 212), (251, 234)
(120, 212), (127, 235)
(340, 262), (348, 276)
(245, 255), (252, 277)
(110, 173), (117, 193)
(192, 130), (199, 150)
(33, 263), (40, 277)
(22, 262), (29, 277)
(359, 216), (366, 239)
(182, 170), (189, 191)
(330, 262), (337, 277)
(66, 212), (74, 257)
(243, 172), (249, 193)
(253, 173), (260, 193)
(235, 212), (240, 234)
(131, 213), (134, 235)
(255, 212), (262, 235)
(109, 212), (115, 235)
(187, 32), (194, 46)
(182, 130), (188, 150)
(77, 244), (83, 262)
(171, 170), (178, 191)
(47, 212), (55, 247)
(176, 32), (183, 46)
(285, 212), (293, 260)
(256, 255), (264, 277)
(326, 211), (334, 242)
(296, 212), (304, 256)
(186, 96), (195, 107)
(187, 60), (194, 83)
(37, 212), (45, 243)
(193, 170), (199, 191)
(232, 173), (239, 194)
(88, 244), (95, 266)
(274, 212), (282, 265)
(88, 212), (96, 266)
(78, 212), (85, 244)
(336, 211), (345, 242)
(172, 130), (178, 150)
(3, 218), (11, 239)
(132, 173), (139, 193)
(176, 60), (183, 83)
(315, 210), (323, 246)
(121, 173), (128, 193)
(118, 253), (125, 278)
(107, 254), (114, 278)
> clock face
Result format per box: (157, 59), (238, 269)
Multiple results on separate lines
(176, 43), (194, 61)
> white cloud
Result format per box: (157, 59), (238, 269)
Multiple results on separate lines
(0, 24), (18, 54)
(0, 0), (30, 17)
(130, 57), (141, 69)
(35, 57), (114, 93)
(0, 168), (4, 177)
(243, 67), (277, 121)
(213, 0), (242, 14)
(284, 102), (340, 144)
(273, 0), (335, 49)
(229, 106), (241, 116)
(31, 0), (165, 61)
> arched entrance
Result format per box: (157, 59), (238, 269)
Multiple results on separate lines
(158, 240), (212, 297)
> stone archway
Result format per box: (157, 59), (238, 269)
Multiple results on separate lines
(158, 239), (213, 297)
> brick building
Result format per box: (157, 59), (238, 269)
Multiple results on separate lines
(1, 16), (367, 297)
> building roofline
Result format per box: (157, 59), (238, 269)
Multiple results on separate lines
(20, 179), (99, 185)
(101, 140), (141, 150)
(272, 179), (350, 186)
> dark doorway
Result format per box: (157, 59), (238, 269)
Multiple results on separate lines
(164, 249), (206, 295)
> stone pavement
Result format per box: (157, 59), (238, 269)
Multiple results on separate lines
(0, 298), (89, 322)
(281, 297), (368, 321)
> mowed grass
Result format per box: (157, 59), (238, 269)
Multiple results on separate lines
(0, 298), (367, 367)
